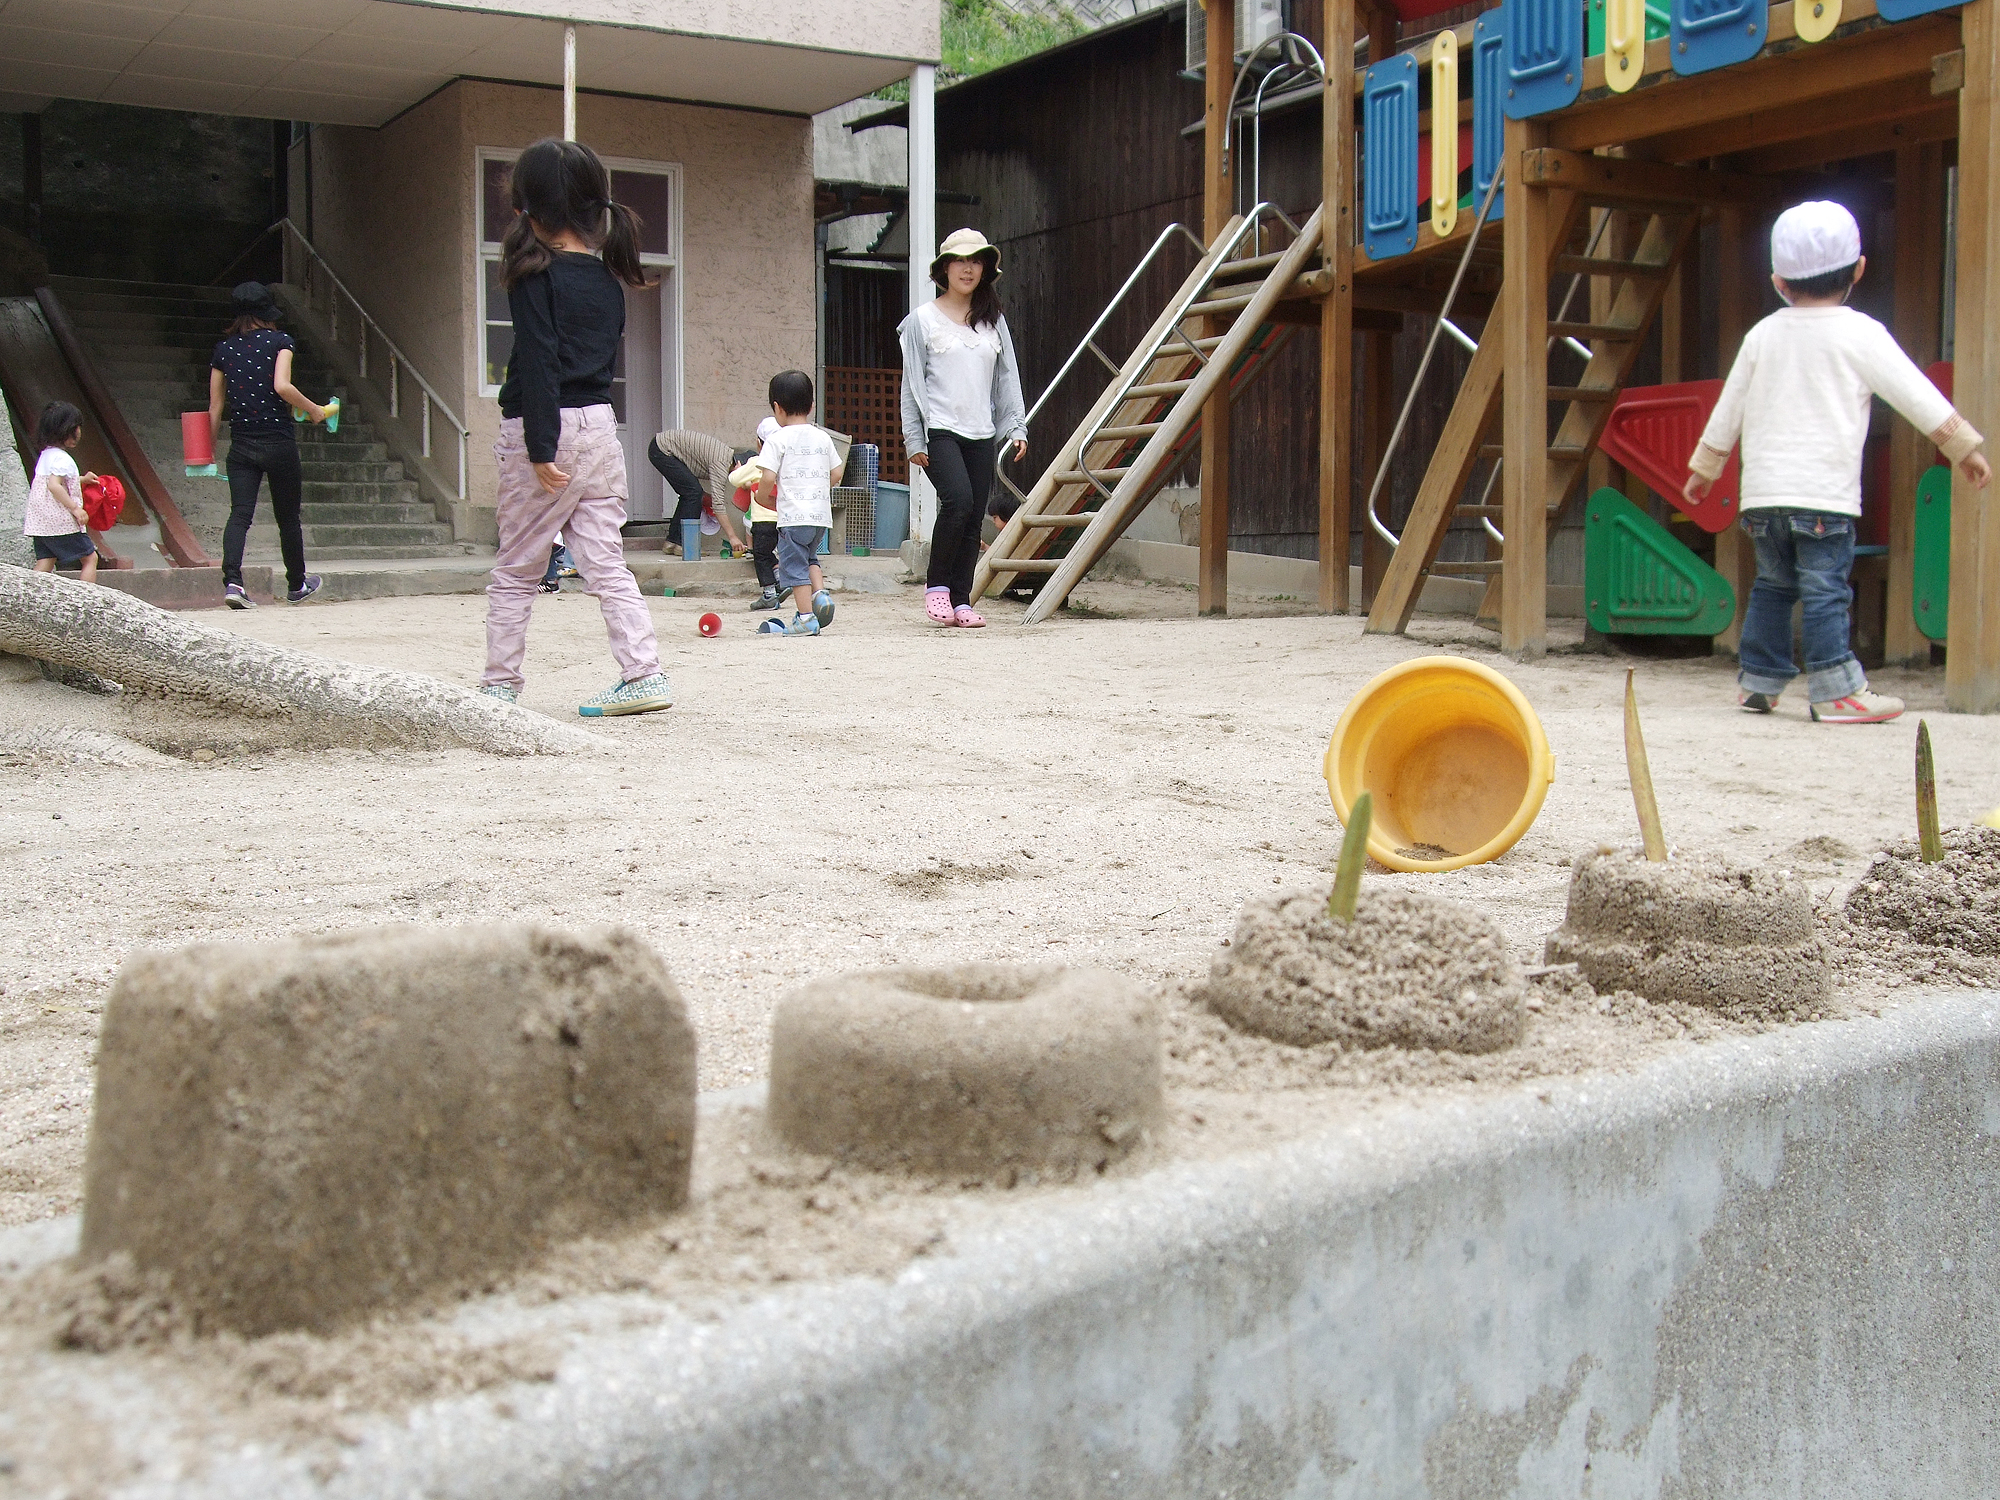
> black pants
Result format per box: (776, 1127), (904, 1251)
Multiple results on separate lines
(223, 429), (305, 592)
(648, 440), (705, 525)
(750, 520), (779, 590)
(923, 430), (996, 608)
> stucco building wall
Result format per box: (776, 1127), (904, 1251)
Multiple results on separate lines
(307, 80), (814, 530)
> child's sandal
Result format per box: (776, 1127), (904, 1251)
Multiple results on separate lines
(953, 605), (985, 628)
(925, 587), (955, 625)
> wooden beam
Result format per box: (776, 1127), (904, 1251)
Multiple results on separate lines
(1200, 0), (1234, 617)
(1354, 215), (1502, 276)
(1639, 74), (1944, 164)
(1722, 104), (1957, 175)
(1519, 148), (1791, 205)
(1711, 205), (1766, 656)
(1502, 115), (1552, 660)
(1552, 15), (1958, 154)
(1948, 0), (2000, 710)
(1658, 223), (1702, 385)
(1319, 0), (1356, 614)
(1578, 0), (1881, 93)
(1887, 141), (1945, 668)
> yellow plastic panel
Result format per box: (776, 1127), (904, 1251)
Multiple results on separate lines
(1430, 29), (1458, 239)
(1795, 0), (1841, 42)
(1605, 0), (1647, 91)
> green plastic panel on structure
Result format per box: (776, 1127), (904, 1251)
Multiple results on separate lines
(1914, 464), (1951, 642)
(1587, 0), (1669, 54)
(1583, 487), (1737, 635)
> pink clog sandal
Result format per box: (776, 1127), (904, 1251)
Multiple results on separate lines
(925, 587), (955, 624)
(954, 604), (986, 628)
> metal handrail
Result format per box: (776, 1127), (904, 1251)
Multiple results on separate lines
(1232, 33), (1328, 254)
(994, 218), (1209, 506)
(276, 219), (470, 503)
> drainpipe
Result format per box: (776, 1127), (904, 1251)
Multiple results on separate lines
(815, 218), (828, 443)
(563, 25), (577, 141)
(906, 62), (936, 543)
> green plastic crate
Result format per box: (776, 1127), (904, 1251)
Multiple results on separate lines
(1583, 487), (1737, 635)
(1914, 463), (1951, 642)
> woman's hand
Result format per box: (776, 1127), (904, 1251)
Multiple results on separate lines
(1009, 439), (1027, 463)
(533, 461), (572, 494)
(909, 452), (929, 469)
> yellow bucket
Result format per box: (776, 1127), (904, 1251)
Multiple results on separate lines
(1322, 656), (1556, 873)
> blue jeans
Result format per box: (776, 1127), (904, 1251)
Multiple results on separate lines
(1737, 508), (1865, 703)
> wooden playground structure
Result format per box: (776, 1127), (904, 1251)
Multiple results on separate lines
(974, 0), (2000, 713)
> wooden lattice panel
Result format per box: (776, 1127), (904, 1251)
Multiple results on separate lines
(824, 366), (907, 484)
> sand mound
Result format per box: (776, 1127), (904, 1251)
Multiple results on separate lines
(767, 964), (1162, 1179)
(1200, 885), (1526, 1053)
(79, 924), (697, 1337)
(1544, 846), (1829, 1020)
(1843, 826), (2000, 957)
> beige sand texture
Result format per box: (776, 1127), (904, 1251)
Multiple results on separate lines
(1201, 885), (1526, 1052)
(79, 924), (697, 1336)
(1543, 845), (1830, 1020)
(1844, 827), (2000, 957)
(768, 963), (1162, 1178)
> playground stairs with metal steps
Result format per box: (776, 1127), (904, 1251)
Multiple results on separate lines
(972, 203), (1326, 622)
(1362, 189), (1700, 635)
(43, 277), (475, 569)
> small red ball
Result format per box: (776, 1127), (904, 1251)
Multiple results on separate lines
(697, 612), (722, 637)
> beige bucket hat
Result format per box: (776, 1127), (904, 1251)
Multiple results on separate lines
(929, 227), (1002, 281)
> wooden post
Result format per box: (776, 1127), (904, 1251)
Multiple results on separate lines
(1712, 204), (1762, 654)
(1888, 142), (1945, 668)
(1360, 329), (1395, 605)
(1318, 0), (1356, 613)
(1951, 0), (2000, 710)
(1500, 116), (1551, 660)
(1199, 0), (1235, 616)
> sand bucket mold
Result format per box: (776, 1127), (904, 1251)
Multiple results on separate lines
(1323, 656), (1555, 873)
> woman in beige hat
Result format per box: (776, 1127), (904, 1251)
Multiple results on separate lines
(899, 227), (1028, 627)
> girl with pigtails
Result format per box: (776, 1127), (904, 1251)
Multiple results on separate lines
(481, 137), (673, 718)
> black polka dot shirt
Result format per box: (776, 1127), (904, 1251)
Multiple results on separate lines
(211, 329), (297, 436)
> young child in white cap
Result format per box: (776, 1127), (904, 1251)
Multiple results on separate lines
(1685, 199), (1990, 723)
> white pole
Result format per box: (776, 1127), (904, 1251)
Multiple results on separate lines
(907, 62), (937, 542)
(563, 25), (577, 140)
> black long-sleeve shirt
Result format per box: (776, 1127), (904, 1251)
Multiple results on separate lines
(497, 251), (625, 463)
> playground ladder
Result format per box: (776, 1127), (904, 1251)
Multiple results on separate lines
(1364, 188), (1700, 635)
(973, 202), (1325, 621)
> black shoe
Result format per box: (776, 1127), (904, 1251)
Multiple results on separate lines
(287, 575), (322, 604)
(748, 589), (782, 611)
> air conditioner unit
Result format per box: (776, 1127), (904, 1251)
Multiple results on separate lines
(1186, 0), (1289, 76)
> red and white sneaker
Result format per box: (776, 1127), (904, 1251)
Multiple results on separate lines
(1809, 687), (1904, 723)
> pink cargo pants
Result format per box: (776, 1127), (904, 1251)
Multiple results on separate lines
(482, 405), (661, 691)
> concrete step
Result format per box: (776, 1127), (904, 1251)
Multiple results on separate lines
(47, 276), (234, 305)
(299, 480), (418, 506)
(297, 541), (481, 561)
(67, 311), (238, 337)
(296, 460), (406, 483)
(298, 502), (440, 525)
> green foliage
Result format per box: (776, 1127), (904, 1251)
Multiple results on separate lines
(875, 0), (1087, 97)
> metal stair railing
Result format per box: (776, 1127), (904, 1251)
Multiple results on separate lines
(276, 219), (470, 504)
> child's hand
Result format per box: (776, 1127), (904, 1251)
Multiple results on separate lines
(1682, 473), (1712, 505)
(533, 461), (572, 494)
(80, 472), (101, 487)
(1960, 451), (1993, 489)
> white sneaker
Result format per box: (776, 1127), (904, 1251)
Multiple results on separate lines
(1810, 686), (1904, 723)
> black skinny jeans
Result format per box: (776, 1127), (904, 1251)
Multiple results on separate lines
(223, 429), (305, 592)
(647, 440), (706, 525)
(923, 430), (996, 608)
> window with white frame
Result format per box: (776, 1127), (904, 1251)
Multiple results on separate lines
(476, 150), (681, 412)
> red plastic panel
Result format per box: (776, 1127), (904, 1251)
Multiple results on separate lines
(1391, 0), (1471, 21)
(1596, 380), (1739, 533)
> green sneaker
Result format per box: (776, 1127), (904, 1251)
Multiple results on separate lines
(478, 684), (519, 705)
(578, 672), (674, 718)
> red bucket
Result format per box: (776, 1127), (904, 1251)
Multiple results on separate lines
(181, 411), (215, 468)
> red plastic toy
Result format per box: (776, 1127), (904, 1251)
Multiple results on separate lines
(81, 475), (127, 531)
(1596, 380), (1740, 533)
(697, 612), (722, 637)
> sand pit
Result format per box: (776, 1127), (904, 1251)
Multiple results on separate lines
(1544, 846), (1830, 1020)
(1201, 885), (1526, 1052)
(80, 924), (696, 1336)
(1844, 827), (2000, 957)
(767, 963), (1161, 1178)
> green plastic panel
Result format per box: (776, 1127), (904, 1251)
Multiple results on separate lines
(1586, 0), (1669, 55)
(1914, 463), (1951, 642)
(1583, 487), (1737, 635)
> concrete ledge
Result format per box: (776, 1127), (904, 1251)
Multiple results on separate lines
(98, 566), (275, 610)
(16, 989), (1998, 1496)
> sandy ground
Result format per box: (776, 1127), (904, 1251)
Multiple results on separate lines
(1, 574), (1997, 1232)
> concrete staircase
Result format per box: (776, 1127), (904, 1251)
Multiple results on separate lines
(45, 277), (475, 568)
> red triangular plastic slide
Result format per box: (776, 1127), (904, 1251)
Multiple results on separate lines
(1596, 380), (1739, 533)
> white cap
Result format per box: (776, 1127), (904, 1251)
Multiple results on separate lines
(1771, 200), (1862, 281)
(756, 416), (779, 442)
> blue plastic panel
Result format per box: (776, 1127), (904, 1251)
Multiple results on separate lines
(1500, 0), (1582, 119)
(1472, 14), (1506, 221)
(1670, 0), (1767, 76)
(1878, 0), (1959, 17)
(1363, 54), (1420, 260)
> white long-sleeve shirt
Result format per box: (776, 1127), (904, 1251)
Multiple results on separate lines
(1689, 306), (1981, 516)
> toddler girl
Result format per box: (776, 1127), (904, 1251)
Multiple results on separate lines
(23, 402), (99, 583)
